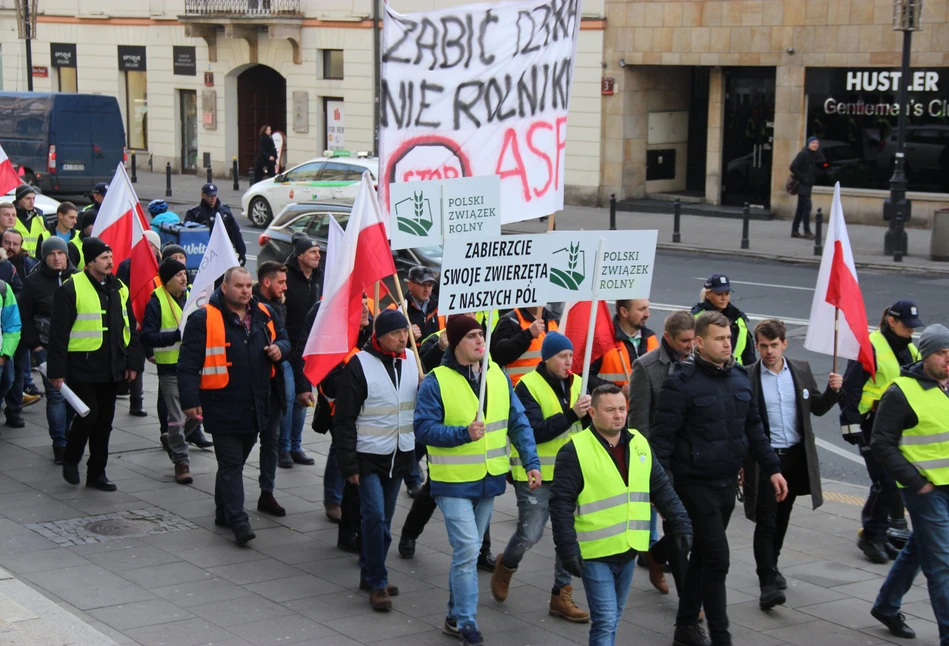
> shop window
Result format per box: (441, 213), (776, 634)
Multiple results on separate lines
(323, 50), (343, 80)
(125, 70), (148, 150)
(57, 67), (77, 92)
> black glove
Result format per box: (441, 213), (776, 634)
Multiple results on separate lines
(238, 254), (246, 267)
(562, 553), (584, 578)
(675, 534), (693, 554)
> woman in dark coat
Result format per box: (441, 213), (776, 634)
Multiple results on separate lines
(255, 125), (278, 180)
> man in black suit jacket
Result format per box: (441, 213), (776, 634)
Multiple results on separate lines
(744, 319), (842, 611)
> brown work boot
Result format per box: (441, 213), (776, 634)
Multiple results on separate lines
(370, 588), (392, 611)
(325, 502), (342, 523)
(549, 585), (590, 623)
(645, 550), (669, 594)
(174, 463), (193, 485)
(490, 557), (516, 602)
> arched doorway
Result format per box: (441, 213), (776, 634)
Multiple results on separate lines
(237, 65), (287, 177)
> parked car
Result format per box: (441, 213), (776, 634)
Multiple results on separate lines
(877, 125), (949, 188)
(241, 151), (378, 228)
(256, 202), (441, 300)
(812, 140), (864, 186)
(0, 92), (126, 196)
(3, 184), (61, 227)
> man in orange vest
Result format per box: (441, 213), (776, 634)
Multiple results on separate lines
(589, 299), (658, 397)
(178, 266), (290, 546)
(491, 306), (559, 386)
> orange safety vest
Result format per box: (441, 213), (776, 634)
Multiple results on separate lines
(318, 347), (361, 416)
(598, 334), (659, 387)
(505, 309), (559, 386)
(200, 303), (276, 389)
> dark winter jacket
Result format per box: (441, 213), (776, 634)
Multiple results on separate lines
(403, 295), (442, 343)
(589, 318), (658, 391)
(37, 224), (78, 254)
(333, 340), (417, 479)
(0, 255), (24, 297)
(871, 362), (948, 493)
(19, 262), (77, 350)
(184, 199), (246, 263)
(116, 251), (161, 291)
(140, 288), (188, 376)
(790, 146), (824, 195)
(550, 426), (692, 564)
(252, 283), (287, 330)
(284, 253), (321, 353)
(257, 133), (278, 166)
(514, 362), (589, 445)
(47, 270), (144, 383)
(178, 288), (289, 434)
(8, 252), (38, 285)
(690, 300), (756, 367)
(651, 352), (781, 487)
(490, 307), (558, 367)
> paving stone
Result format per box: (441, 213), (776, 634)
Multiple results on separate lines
(763, 619), (891, 646)
(325, 608), (436, 643)
(24, 565), (156, 611)
(152, 576), (251, 606)
(87, 599), (195, 630)
(0, 547), (91, 575)
(124, 617), (236, 646)
(784, 560), (882, 588)
(226, 613), (341, 645)
(244, 573), (344, 602)
(115, 561), (212, 589)
(282, 590), (378, 624)
(206, 557), (302, 585)
(190, 594), (294, 627)
(797, 597), (887, 630)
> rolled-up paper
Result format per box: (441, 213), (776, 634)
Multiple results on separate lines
(37, 363), (91, 418)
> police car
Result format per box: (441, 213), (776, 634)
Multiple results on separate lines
(241, 150), (378, 228)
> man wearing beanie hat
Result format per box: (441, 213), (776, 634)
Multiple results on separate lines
(141, 258), (195, 485)
(870, 324), (949, 643)
(0, 228), (40, 425)
(491, 331), (592, 623)
(789, 136), (822, 239)
(13, 184), (45, 257)
(18, 236), (79, 463)
(47, 236), (144, 492)
(414, 314), (541, 645)
(333, 308), (418, 611)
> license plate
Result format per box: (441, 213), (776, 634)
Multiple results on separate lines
(62, 164), (84, 171)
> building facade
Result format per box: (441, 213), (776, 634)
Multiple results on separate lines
(602, 0), (949, 225)
(0, 0), (606, 205)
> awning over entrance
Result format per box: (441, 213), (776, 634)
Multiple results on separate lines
(179, 0), (303, 65)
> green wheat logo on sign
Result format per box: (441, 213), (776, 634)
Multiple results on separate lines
(550, 242), (586, 291)
(394, 191), (434, 236)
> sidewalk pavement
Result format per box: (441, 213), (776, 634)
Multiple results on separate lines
(0, 367), (941, 645)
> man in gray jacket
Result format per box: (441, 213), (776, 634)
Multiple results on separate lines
(628, 310), (694, 595)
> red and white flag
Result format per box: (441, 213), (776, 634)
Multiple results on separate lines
(562, 301), (615, 377)
(91, 163), (159, 325)
(804, 182), (875, 376)
(0, 143), (22, 195)
(303, 172), (395, 386)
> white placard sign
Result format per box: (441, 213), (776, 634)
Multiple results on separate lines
(441, 234), (550, 314)
(389, 179), (443, 250)
(378, 0), (581, 225)
(442, 174), (501, 239)
(546, 230), (659, 302)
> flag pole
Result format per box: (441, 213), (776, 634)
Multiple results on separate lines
(476, 309), (495, 422)
(391, 272), (425, 380)
(580, 238), (605, 394)
(559, 301), (573, 336)
(833, 307), (840, 375)
(374, 280), (381, 317)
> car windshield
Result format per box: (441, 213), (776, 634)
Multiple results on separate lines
(413, 245), (443, 264)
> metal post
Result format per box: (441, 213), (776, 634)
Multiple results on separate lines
(885, 28), (914, 254)
(165, 162), (172, 198)
(814, 208), (823, 256)
(893, 211), (905, 262)
(206, 166), (212, 184)
(673, 197), (681, 243)
(609, 193), (616, 231)
(232, 157), (239, 191)
(23, 0), (33, 92)
(130, 151), (137, 183)
(741, 202), (750, 250)
(248, 166), (256, 186)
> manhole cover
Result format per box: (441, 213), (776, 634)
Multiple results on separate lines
(84, 519), (153, 537)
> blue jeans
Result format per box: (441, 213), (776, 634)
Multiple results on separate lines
(649, 507), (659, 546)
(501, 482), (571, 591)
(901, 486), (949, 645)
(874, 532), (920, 617)
(21, 349), (33, 388)
(324, 444), (345, 505)
(581, 559), (636, 646)
(278, 362), (306, 453)
(358, 472), (402, 590)
(34, 349), (74, 447)
(436, 495), (494, 632)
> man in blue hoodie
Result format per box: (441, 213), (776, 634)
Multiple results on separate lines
(414, 314), (541, 646)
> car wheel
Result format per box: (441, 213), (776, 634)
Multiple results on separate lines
(248, 197), (273, 228)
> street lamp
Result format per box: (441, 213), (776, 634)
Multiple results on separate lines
(884, 0), (924, 256)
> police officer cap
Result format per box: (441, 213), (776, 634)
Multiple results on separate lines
(887, 300), (924, 329)
(202, 183), (218, 196)
(704, 273), (732, 293)
(92, 182), (109, 196)
(408, 266), (437, 284)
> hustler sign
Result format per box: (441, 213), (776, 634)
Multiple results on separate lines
(806, 67), (949, 118)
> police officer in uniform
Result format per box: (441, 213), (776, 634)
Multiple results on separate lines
(691, 274), (756, 367)
(184, 184), (247, 267)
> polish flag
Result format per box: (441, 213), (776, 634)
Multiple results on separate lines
(804, 183), (875, 376)
(91, 163), (159, 326)
(562, 301), (616, 377)
(0, 144), (21, 195)
(303, 172), (396, 386)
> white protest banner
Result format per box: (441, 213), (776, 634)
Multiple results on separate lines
(441, 234), (549, 314)
(379, 0), (581, 225)
(442, 174), (501, 239)
(545, 230), (659, 302)
(389, 179), (443, 250)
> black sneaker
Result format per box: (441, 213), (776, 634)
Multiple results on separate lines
(458, 626), (484, 646)
(24, 384), (42, 397)
(442, 616), (459, 636)
(4, 416), (25, 428)
(870, 608), (916, 638)
(52, 445), (65, 465)
(858, 536), (888, 564)
(399, 536), (416, 559)
(775, 569), (787, 590)
(477, 550), (496, 572)
(759, 584), (786, 610)
(62, 462), (80, 485)
(673, 623), (712, 646)
(86, 475), (117, 492)
(186, 428), (214, 449)
(278, 451), (294, 469)
(233, 524), (256, 546)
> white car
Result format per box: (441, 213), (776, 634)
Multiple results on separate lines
(241, 151), (378, 228)
(3, 186), (61, 226)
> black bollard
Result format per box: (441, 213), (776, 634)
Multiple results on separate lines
(206, 166), (212, 184)
(814, 208), (823, 256)
(673, 197), (681, 243)
(248, 166), (256, 186)
(893, 211), (905, 262)
(232, 157), (239, 191)
(609, 193), (616, 231)
(741, 202), (750, 250)
(130, 151), (137, 183)
(165, 162), (172, 198)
